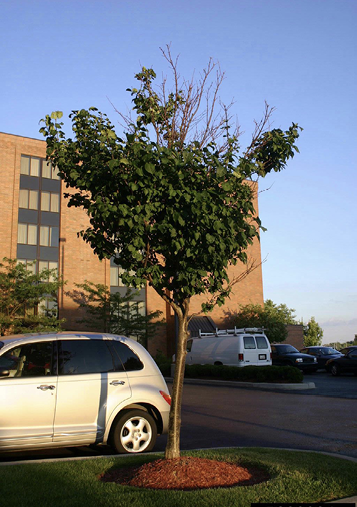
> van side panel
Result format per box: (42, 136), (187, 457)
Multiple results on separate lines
(186, 334), (271, 367)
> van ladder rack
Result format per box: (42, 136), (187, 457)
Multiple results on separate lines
(198, 327), (265, 337)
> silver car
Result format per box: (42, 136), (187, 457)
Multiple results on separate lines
(0, 332), (171, 453)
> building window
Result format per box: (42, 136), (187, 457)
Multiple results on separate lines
(20, 155), (40, 177)
(38, 260), (58, 281)
(17, 259), (37, 274)
(38, 297), (58, 317)
(110, 266), (136, 287)
(42, 160), (60, 180)
(40, 226), (59, 247)
(18, 223), (37, 245)
(41, 191), (59, 212)
(19, 189), (38, 210)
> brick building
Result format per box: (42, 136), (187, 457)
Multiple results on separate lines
(0, 132), (264, 356)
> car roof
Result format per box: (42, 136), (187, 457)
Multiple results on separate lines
(303, 346), (334, 349)
(0, 332), (134, 350)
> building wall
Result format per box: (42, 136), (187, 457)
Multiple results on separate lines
(284, 325), (304, 349)
(0, 132), (264, 356)
(58, 189), (110, 329)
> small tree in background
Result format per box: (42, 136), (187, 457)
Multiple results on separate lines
(0, 258), (64, 336)
(68, 281), (162, 347)
(303, 316), (323, 346)
(40, 46), (301, 459)
(226, 299), (297, 343)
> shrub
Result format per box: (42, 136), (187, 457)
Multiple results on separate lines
(183, 364), (303, 383)
(155, 350), (172, 377)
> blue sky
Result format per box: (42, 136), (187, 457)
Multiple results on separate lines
(1, 0), (356, 344)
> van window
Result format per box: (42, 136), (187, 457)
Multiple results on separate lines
(187, 340), (193, 352)
(243, 336), (256, 349)
(256, 336), (268, 349)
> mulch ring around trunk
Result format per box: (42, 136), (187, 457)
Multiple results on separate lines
(100, 456), (271, 491)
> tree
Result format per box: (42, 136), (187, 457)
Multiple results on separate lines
(226, 299), (297, 343)
(68, 281), (162, 347)
(303, 316), (323, 346)
(40, 46), (301, 458)
(0, 258), (64, 336)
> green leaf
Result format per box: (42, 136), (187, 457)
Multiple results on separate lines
(50, 111), (63, 119)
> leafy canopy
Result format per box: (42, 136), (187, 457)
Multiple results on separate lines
(68, 281), (162, 347)
(40, 69), (301, 316)
(303, 316), (323, 346)
(227, 299), (298, 343)
(0, 258), (64, 336)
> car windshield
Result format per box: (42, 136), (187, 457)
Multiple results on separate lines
(321, 347), (339, 355)
(340, 347), (357, 355)
(277, 345), (299, 354)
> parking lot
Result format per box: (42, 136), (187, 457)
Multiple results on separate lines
(263, 369), (357, 399)
(0, 369), (356, 463)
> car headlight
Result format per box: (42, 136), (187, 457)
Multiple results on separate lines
(295, 358), (303, 363)
(313, 357), (317, 362)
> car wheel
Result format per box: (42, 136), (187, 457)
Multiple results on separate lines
(331, 364), (341, 377)
(110, 409), (157, 454)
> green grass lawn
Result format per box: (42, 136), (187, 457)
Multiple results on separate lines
(1, 448), (356, 507)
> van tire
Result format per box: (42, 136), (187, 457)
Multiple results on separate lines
(214, 362), (223, 366)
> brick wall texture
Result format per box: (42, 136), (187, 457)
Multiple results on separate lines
(1, 132), (264, 356)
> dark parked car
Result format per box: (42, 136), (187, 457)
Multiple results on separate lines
(326, 347), (357, 376)
(300, 346), (343, 370)
(339, 346), (357, 355)
(271, 344), (319, 372)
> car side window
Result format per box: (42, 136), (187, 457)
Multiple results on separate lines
(110, 341), (143, 371)
(59, 340), (115, 375)
(0, 341), (54, 377)
(243, 336), (256, 349)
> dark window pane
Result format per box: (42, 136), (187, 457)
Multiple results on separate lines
(110, 341), (143, 371)
(244, 336), (256, 349)
(59, 340), (115, 375)
(256, 336), (268, 349)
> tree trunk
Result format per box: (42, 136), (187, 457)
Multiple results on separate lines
(164, 306), (189, 459)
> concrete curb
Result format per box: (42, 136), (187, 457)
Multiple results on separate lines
(165, 376), (316, 390)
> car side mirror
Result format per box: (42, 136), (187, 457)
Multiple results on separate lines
(0, 369), (10, 377)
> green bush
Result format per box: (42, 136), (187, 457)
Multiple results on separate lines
(183, 364), (303, 383)
(155, 350), (171, 377)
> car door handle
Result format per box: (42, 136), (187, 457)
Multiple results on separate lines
(37, 385), (56, 391)
(110, 380), (125, 386)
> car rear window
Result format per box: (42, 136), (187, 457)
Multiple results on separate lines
(110, 341), (143, 371)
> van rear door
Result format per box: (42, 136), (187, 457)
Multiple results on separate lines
(255, 335), (271, 365)
(241, 336), (258, 365)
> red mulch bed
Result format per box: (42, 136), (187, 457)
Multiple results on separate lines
(100, 456), (270, 491)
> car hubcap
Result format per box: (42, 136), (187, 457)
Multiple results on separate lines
(120, 416), (152, 452)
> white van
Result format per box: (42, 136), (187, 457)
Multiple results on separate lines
(185, 328), (272, 367)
